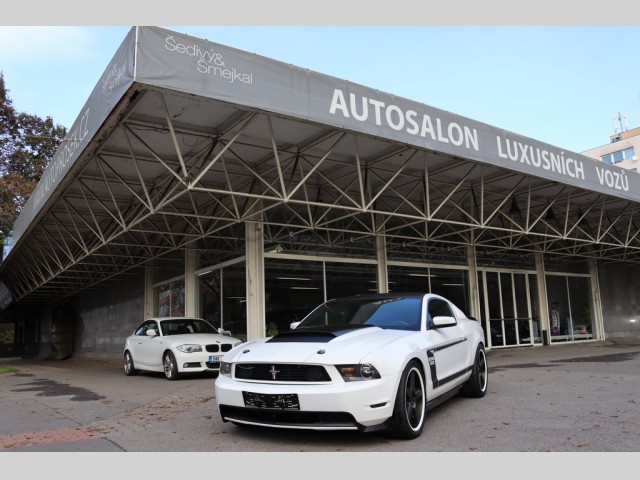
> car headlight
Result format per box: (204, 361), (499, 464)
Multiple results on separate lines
(220, 361), (232, 376)
(336, 363), (381, 381)
(176, 344), (202, 353)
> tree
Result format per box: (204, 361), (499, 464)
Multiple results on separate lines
(0, 72), (67, 252)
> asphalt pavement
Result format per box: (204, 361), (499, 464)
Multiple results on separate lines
(1, 341), (639, 462)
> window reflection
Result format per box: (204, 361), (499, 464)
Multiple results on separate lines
(156, 280), (185, 317)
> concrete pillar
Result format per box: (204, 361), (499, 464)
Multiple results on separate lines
(184, 248), (197, 317)
(535, 252), (550, 345)
(246, 221), (265, 340)
(144, 265), (154, 319)
(466, 244), (481, 320)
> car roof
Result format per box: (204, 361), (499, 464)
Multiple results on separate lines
(322, 292), (466, 317)
(147, 317), (206, 322)
(324, 292), (428, 303)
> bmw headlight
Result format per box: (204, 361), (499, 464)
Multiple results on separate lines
(336, 363), (381, 381)
(176, 344), (202, 353)
(220, 361), (232, 376)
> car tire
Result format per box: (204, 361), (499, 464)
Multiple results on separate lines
(163, 351), (181, 380)
(123, 351), (138, 376)
(387, 359), (426, 439)
(461, 343), (488, 398)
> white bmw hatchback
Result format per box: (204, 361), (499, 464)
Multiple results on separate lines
(215, 293), (488, 439)
(123, 317), (243, 380)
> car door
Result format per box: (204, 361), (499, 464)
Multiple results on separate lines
(132, 320), (163, 369)
(424, 298), (469, 394)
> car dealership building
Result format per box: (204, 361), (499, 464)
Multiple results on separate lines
(1, 26), (639, 360)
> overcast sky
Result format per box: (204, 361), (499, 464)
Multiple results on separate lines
(2, 4), (640, 154)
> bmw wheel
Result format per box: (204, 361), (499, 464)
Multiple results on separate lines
(387, 360), (426, 439)
(461, 344), (488, 398)
(123, 351), (138, 376)
(163, 351), (181, 380)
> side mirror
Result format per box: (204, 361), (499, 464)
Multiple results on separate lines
(146, 328), (157, 337)
(218, 327), (231, 336)
(432, 315), (456, 328)
(290, 321), (301, 330)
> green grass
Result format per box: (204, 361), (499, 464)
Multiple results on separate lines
(0, 365), (18, 374)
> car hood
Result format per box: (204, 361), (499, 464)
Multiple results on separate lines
(164, 333), (241, 344)
(225, 326), (410, 364)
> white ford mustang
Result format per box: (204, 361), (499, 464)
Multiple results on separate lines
(123, 317), (243, 380)
(215, 293), (488, 439)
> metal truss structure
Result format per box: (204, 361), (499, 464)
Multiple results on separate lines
(3, 85), (640, 305)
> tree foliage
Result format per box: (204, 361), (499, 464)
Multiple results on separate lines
(0, 72), (67, 251)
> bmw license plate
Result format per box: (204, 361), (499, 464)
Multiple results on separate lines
(242, 391), (300, 410)
(209, 355), (221, 362)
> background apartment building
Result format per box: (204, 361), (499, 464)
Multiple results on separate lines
(582, 115), (640, 171)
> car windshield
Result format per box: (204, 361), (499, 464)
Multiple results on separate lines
(298, 297), (422, 331)
(160, 319), (216, 335)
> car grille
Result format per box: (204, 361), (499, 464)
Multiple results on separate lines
(219, 405), (359, 430)
(234, 363), (331, 382)
(205, 344), (233, 353)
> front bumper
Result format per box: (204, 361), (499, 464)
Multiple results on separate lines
(215, 371), (400, 430)
(175, 351), (225, 372)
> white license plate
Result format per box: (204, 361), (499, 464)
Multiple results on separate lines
(209, 355), (221, 362)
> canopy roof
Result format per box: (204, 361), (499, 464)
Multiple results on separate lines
(2, 26), (639, 307)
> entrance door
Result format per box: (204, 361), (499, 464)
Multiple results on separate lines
(479, 270), (540, 348)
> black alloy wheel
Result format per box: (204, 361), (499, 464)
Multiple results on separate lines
(387, 360), (426, 439)
(461, 344), (488, 398)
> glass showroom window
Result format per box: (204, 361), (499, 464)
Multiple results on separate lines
(429, 268), (469, 315)
(265, 259), (324, 336)
(388, 265), (430, 293)
(546, 274), (593, 343)
(221, 262), (247, 341)
(261, 258), (376, 336)
(325, 261), (377, 300)
(199, 270), (222, 329)
(197, 262), (247, 341)
(388, 264), (470, 315)
(155, 280), (185, 317)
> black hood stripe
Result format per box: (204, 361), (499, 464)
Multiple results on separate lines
(267, 325), (373, 343)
